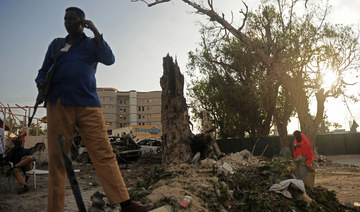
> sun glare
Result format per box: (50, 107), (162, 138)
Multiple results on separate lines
(321, 70), (337, 90)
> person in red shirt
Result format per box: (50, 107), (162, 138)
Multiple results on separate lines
(293, 130), (315, 167)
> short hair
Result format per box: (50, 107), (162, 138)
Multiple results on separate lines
(14, 137), (22, 145)
(66, 7), (85, 20)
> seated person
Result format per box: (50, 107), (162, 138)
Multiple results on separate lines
(4, 137), (34, 194)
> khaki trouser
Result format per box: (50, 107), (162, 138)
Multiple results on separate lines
(13, 155), (34, 186)
(46, 100), (130, 212)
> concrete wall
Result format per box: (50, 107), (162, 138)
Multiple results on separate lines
(217, 133), (360, 157)
(24, 135), (48, 163)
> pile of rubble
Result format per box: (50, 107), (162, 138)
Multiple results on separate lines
(88, 150), (357, 211)
(125, 150), (356, 212)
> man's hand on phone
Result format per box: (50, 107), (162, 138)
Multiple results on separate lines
(83, 20), (95, 31)
(83, 19), (104, 48)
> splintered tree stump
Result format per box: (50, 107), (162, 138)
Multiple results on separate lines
(160, 54), (193, 164)
(160, 54), (220, 164)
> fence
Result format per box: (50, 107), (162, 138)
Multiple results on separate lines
(216, 133), (360, 157)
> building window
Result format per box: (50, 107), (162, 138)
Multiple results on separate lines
(124, 106), (126, 112)
(142, 106), (144, 111)
(120, 106), (123, 112)
(138, 106), (141, 112)
(139, 114), (141, 119)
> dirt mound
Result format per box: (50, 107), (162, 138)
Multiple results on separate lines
(128, 151), (358, 211)
(1, 152), (358, 211)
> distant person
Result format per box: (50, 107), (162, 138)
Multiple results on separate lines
(34, 7), (152, 212)
(293, 130), (315, 167)
(4, 137), (34, 194)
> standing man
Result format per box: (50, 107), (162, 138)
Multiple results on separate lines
(35, 7), (152, 212)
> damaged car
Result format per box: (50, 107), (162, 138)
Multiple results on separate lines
(71, 132), (141, 164)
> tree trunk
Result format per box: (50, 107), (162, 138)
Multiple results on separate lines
(160, 54), (221, 164)
(275, 119), (291, 157)
(160, 54), (194, 164)
(273, 88), (293, 157)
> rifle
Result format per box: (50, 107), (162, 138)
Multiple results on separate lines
(58, 134), (86, 212)
(28, 38), (63, 127)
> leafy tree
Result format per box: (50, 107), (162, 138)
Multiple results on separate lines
(137, 0), (360, 155)
(187, 34), (277, 138)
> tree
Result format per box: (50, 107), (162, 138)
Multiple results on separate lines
(137, 0), (360, 156)
(273, 86), (295, 156)
(161, 54), (221, 164)
(187, 21), (295, 155)
(187, 33), (277, 138)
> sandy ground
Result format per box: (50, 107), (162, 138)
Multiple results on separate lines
(0, 154), (359, 211)
(315, 154), (360, 206)
(0, 157), (158, 212)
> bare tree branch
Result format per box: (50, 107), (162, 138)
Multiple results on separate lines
(131, 0), (171, 7)
(182, 0), (271, 66)
(238, 1), (248, 31)
(208, 0), (213, 10)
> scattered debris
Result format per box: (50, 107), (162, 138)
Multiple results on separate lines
(88, 191), (106, 212)
(180, 195), (192, 208)
(269, 179), (306, 198)
(192, 152), (201, 164)
(127, 151), (357, 211)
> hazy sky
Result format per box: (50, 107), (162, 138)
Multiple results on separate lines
(0, 0), (359, 132)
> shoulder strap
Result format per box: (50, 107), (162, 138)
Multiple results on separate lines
(53, 38), (64, 64)
(43, 38), (64, 84)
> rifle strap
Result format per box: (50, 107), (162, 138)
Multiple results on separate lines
(27, 38), (64, 127)
(50, 38), (64, 75)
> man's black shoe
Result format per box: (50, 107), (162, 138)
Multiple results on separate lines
(122, 201), (153, 212)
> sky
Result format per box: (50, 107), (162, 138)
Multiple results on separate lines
(0, 0), (359, 133)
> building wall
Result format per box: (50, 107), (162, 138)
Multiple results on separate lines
(97, 88), (118, 129)
(97, 88), (162, 131)
(136, 91), (162, 128)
